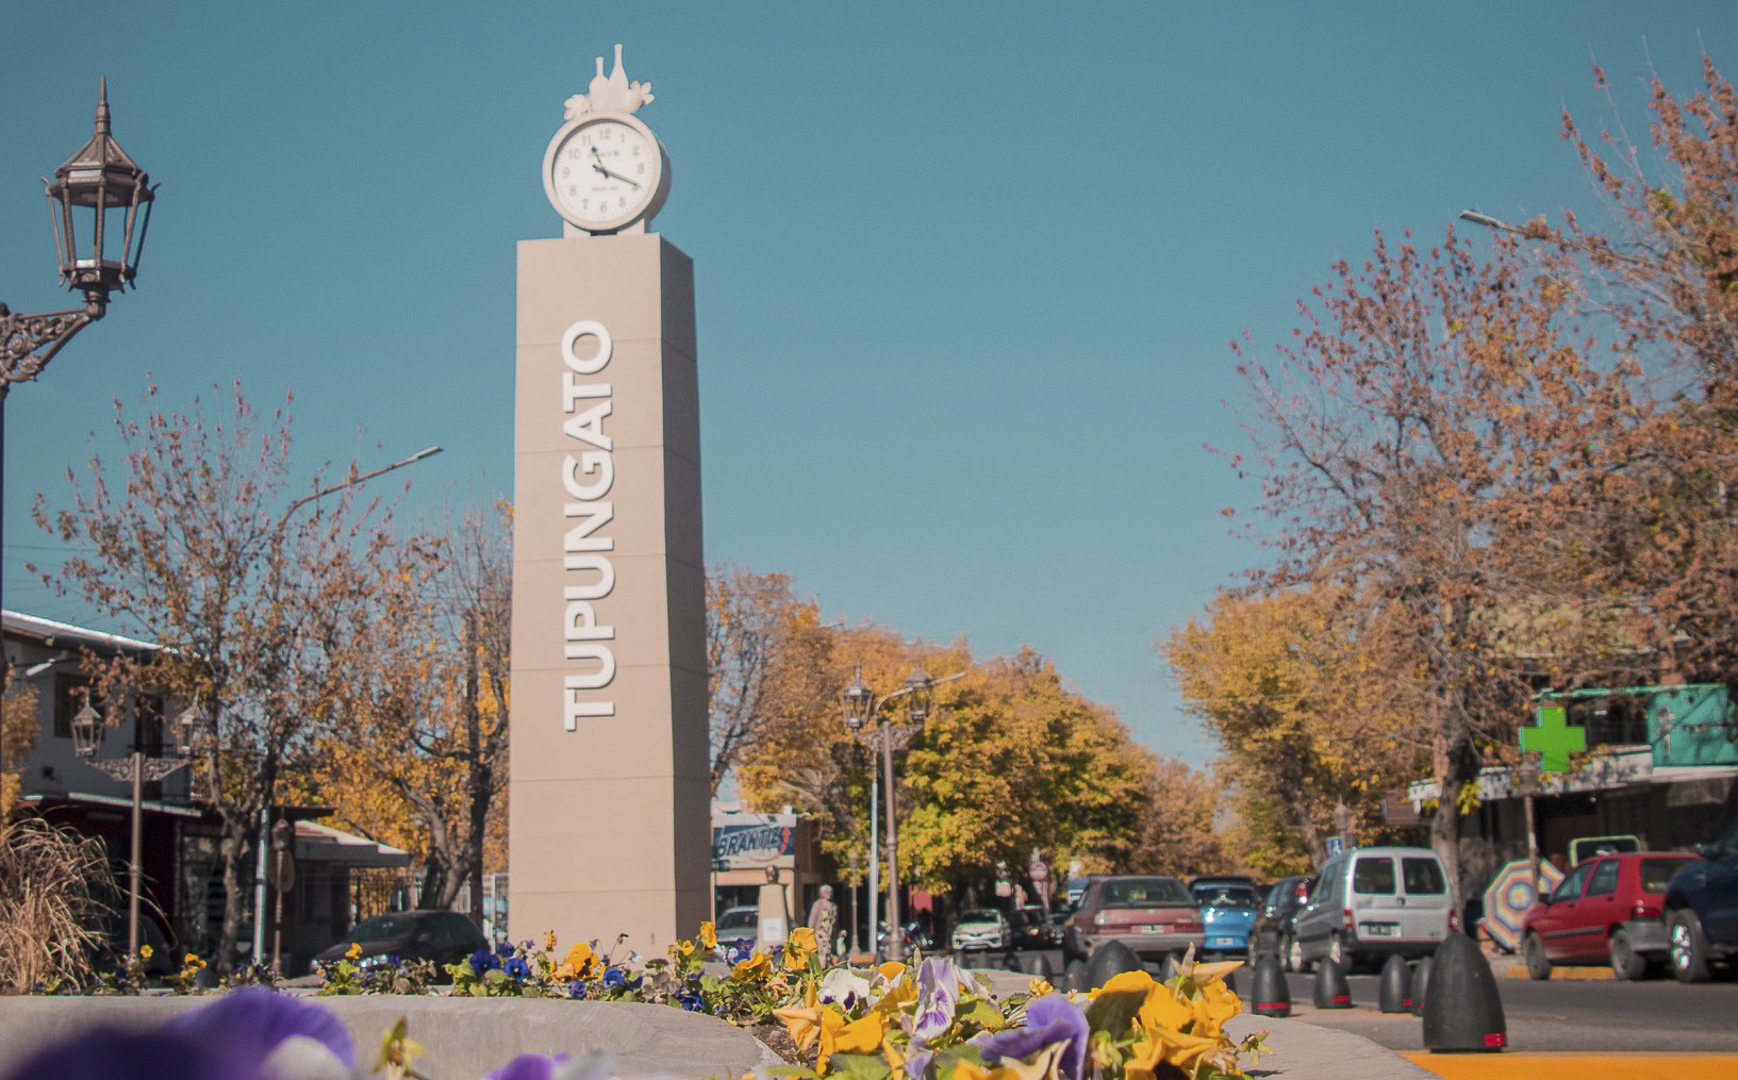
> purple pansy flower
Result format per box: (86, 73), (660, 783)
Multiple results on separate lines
(470, 948), (503, 975)
(167, 988), (356, 1073)
(972, 994), (1090, 1080)
(0, 1027), (232, 1080)
(486, 1052), (571, 1080)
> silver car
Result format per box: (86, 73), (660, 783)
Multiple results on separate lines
(951, 909), (1011, 952)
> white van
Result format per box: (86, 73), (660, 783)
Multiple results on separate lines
(1290, 846), (1457, 972)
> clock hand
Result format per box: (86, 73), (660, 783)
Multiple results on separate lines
(589, 161), (641, 189)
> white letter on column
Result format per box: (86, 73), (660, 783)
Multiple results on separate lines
(561, 320), (613, 375)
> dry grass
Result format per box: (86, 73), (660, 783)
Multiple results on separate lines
(0, 818), (117, 992)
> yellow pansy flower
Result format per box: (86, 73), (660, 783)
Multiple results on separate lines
(876, 960), (906, 983)
(554, 942), (595, 980)
(139, 945), (153, 960)
(732, 952), (771, 983)
(698, 921), (717, 949)
(1137, 984), (1194, 1034)
(345, 943), (363, 961)
(772, 1004), (823, 1055)
(543, 930), (558, 952)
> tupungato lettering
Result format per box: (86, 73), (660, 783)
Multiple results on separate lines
(559, 319), (617, 729)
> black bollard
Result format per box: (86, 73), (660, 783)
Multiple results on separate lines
(1378, 954), (1411, 1014)
(1409, 954), (1433, 1017)
(1312, 955), (1353, 1009)
(1422, 933), (1506, 1053)
(1063, 958), (1090, 993)
(1250, 952), (1291, 1018)
(1023, 952), (1055, 981)
(1085, 941), (1143, 990)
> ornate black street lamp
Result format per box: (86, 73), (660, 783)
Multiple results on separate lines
(72, 695), (198, 959)
(0, 80), (157, 619)
(2, 79), (155, 395)
(841, 663), (935, 963)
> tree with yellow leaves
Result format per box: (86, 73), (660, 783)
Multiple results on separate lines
(1165, 586), (1425, 875)
(289, 504), (510, 921)
(0, 674), (39, 831)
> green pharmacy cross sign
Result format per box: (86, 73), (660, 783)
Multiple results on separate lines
(1520, 705), (1587, 773)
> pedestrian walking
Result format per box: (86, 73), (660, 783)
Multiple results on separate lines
(807, 884), (839, 961)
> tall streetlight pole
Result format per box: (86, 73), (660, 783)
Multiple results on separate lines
(1, 78), (157, 963)
(248, 443), (442, 965)
(840, 664), (963, 962)
(70, 699), (196, 958)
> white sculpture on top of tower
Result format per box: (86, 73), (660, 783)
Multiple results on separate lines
(565, 43), (654, 119)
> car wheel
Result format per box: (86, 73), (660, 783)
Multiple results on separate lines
(1523, 932), (1552, 981)
(1667, 909), (1713, 984)
(1286, 934), (1310, 974)
(1327, 932), (1347, 970)
(1608, 927), (1647, 981)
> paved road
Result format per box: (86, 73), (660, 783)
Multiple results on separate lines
(964, 947), (1738, 1054)
(1278, 969), (1738, 1053)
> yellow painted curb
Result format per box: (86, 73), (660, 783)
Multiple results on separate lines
(1498, 964), (1613, 981)
(1402, 1053), (1738, 1079)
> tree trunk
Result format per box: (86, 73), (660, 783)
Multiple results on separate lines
(217, 812), (255, 976)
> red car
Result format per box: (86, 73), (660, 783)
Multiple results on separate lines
(1060, 874), (1204, 968)
(1521, 851), (1697, 980)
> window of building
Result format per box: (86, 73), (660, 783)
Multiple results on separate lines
(53, 675), (98, 740)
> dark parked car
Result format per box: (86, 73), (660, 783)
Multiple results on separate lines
(91, 910), (176, 981)
(1520, 852), (1696, 980)
(1249, 875), (1312, 968)
(1010, 905), (1054, 950)
(1188, 874), (1260, 894)
(1061, 874), (1203, 967)
(1663, 818), (1738, 982)
(309, 909), (487, 976)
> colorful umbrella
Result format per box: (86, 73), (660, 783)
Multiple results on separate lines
(1480, 857), (1565, 952)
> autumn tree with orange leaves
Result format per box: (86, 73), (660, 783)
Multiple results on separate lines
(1228, 222), (1642, 900)
(290, 505), (511, 923)
(1542, 58), (1738, 701)
(35, 380), (405, 972)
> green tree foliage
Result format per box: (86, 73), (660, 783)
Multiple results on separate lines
(900, 648), (1153, 895)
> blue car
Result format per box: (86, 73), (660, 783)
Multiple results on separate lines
(1193, 883), (1263, 956)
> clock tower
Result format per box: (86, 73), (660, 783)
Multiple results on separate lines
(509, 45), (709, 951)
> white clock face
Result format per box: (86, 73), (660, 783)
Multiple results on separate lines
(545, 116), (666, 232)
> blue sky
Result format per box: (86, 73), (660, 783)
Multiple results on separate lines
(1, 2), (1731, 765)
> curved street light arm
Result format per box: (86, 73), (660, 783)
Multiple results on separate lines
(0, 300), (105, 398)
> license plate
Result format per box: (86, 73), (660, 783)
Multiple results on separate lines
(1362, 923), (1398, 936)
(1209, 937), (1238, 948)
(1140, 925), (1166, 933)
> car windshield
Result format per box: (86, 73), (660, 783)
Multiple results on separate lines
(1194, 885), (1261, 907)
(347, 913), (419, 943)
(1100, 878), (1191, 906)
(1639, 856), (1694, 892)
(959, 910), (1001, 924)
(716, 909), (756, 934)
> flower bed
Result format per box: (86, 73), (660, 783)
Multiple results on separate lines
(2, 922), (1268, 1080)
